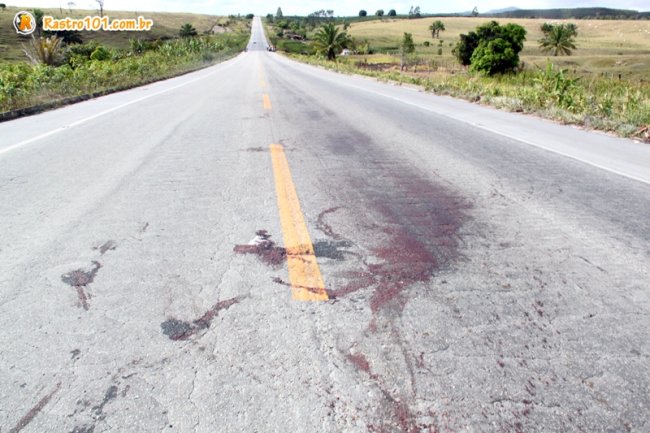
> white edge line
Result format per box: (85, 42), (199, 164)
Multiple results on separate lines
(0, 54), (243, 157)
(278, 56), (650, 186)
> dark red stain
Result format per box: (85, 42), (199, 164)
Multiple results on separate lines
(61, 261), (101, 311)
(346, 353), (372, 374)
(233, 230), (286, 267)
(326, 271), (376, 299)
(319, 151), (468, 431)
(75, 287), (90, 311)
(9, 382), (61, 433)
(161, 296), (242, 340)
(316, 207), (344, 240)
(271, 277), (328, 296)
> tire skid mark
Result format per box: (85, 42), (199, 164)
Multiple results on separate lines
(161, 296), (244, 341)
(8, 382), (61, 433)
(61, 261), (102, 311)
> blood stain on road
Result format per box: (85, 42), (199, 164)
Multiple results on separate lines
(233, 230), (286, 266)
(61, 261), (102, 310)
(161, 296), (243, 341)
(8, 382), (61, 433)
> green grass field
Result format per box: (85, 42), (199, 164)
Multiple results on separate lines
(0, 6), (240, 63)
(346, 17), (650, 80)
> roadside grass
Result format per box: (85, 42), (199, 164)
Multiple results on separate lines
(287, 54), (650, 140)
(0, 7), (249, 116)
(346, 17), (650, 80)
(267, 17), (649, 140)
(0, 6), (247, 62)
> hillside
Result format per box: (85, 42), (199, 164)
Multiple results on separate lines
(346, 17), (650, 79)
(0, 6), (243, 63)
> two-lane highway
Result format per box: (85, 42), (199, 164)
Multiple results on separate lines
(1, 17), (649, 433)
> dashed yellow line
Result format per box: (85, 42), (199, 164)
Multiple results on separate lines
(263, 94), (272, 110)
(269, 144), (328, 301)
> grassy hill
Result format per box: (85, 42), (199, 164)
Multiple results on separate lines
(0, 6), (243, 63)
(345, 17), (650, 80)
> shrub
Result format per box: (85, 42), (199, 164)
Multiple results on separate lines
(455, 21), (526, 75)
(23, 36), (64, 66)
(90, 46), (111, 61)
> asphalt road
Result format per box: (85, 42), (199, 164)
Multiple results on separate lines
(1, 17), (649, 433)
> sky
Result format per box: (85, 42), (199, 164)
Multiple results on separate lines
(7, 0), (649, 16)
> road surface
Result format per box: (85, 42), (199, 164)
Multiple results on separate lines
(1, 17), (649, 433)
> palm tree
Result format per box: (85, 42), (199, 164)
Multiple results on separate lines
(539, 23), (577, 56)
(312, 23), (349, 60)
(429, 20), (445, 39)
(179, 23), (198, 38)
(23, 35), (63, 65)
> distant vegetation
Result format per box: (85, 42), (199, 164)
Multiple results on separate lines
(0, 7), (250, 115)
(488, 7), (650, 20)
(263, 12), (649, 140)
(538, 23), (578, 56)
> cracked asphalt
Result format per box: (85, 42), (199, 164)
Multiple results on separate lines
(1, 17), (649, 433)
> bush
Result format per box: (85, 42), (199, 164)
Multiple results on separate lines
(454, 21), (526, 75)
(90, 46), (111, 61)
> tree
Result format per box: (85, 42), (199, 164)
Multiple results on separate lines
(429, 20), (445, 39)
(67, 2), (75, 13)
(47, 30), (83, 44)
(312, 22), (349, 60)
(276, 7), (283, 19)
(400, 32), (415, 70)
(539, 23), (578, 56)
(245, 13), (254, 19)
(454, 21), (526, 75)
(95, 0), (104, 17)
(388, 9), (397, 16)
(472, 6), (479, 17)
(409, 6), (421, 19)
(23, 35), (63, 65)
(266, 13), (274, 23)
(376, 9), (384, 17)
(179, 23), (198, 38)
(0, 4), (6, 11)
(453, 21), (525, 67)
(359, 10), (367, 17)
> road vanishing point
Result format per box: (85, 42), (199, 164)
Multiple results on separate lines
(1, 17), (649, 433)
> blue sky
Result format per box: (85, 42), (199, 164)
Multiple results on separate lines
(8, 0), (650, 15)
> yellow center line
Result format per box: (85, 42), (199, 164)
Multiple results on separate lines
(263, 94), (272, 110)
(269, 144), (328, 301)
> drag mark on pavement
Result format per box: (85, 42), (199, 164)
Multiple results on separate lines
(94, 240), (117, 255)
(161, 296), (243, 340)
(233, 230), (286, 266)
(8, 382), (61, 433)
(316, 207), (344, 240)
(61, 261), (102, 310)
(270, 144), (328, 301)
